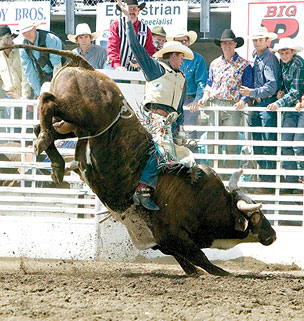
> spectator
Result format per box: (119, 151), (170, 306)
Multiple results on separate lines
(167, 28), (207, 131)
(197, 29), (253, 176)
(267, 38), (304, 193)
(151, 26), (166, 51)
(0, 25), (32, 136)
(239, 27), (281, 191)
(0, 25), (31, 102)
(68, 23), (107, 69)
(18, 20), (64, 98)
(107, 0), (155, 71)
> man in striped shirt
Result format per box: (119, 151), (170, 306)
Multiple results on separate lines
(107, 0), (155, 71)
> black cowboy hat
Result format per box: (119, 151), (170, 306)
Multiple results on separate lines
(214, 29), (244, 48)
(116, 0), (146, 12)
(0, 25), (17, 39)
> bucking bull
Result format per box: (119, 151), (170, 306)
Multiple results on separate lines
(0, 44), (276, 276)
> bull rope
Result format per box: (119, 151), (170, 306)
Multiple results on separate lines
(78, 101), (134, 141)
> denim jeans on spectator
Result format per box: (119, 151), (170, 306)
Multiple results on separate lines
(249, 100), (277, 182)
(281, 111), (304, 183)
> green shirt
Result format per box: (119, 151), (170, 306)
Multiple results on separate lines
(276, 54), (304, 107)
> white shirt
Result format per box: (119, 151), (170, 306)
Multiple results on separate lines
(0, 49), (31, 98)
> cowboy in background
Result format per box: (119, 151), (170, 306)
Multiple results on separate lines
(68, 23), (107, 70)
(167, 28), (207, 134)
(151, 26), (166, 51)
(196, 29), (253, 177)
(107, 0), (155, 71)
(267, 38), (304, 194)
(239, 27), (281, 191)
(18, 20), (64, 98)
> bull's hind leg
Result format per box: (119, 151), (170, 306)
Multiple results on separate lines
(34, 92), (59, 156)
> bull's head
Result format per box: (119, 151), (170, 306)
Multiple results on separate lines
(229, 170), (276, 246)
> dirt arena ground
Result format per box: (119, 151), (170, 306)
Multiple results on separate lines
(0, 257), (303, 321)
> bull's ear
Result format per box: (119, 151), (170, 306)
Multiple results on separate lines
(228, 169), (243, 192)
(237, 200), (262, 214)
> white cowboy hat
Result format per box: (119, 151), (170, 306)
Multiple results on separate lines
(273, 37), (303, 53)
(166, 28), (197, 46)
(250, 26), (277, 41)
(153, 41), (194, 60)
(67, 23), (100, 43)
(17, 20), (42, 33)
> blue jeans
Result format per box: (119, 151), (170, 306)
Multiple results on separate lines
(249, 101), (277, 182)
(140, 154), (161, 189)
(281, 111), (304, 183)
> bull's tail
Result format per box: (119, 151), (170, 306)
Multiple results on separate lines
(0, 44), (95, 71)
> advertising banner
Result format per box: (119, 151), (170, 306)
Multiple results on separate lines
(0, 1), (51, 40)
(231, 0), (304, 62)
(96, 1), (188, 46)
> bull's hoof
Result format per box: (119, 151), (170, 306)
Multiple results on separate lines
(51, 162), (65, 184)
(34, 131), (54, 156)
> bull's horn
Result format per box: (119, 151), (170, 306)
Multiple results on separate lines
(228, 169), (243, 191)
(237, 200), (262, 213)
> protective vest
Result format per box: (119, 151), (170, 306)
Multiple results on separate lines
(144, 61), (185, 111)
(23, 29), (66, 83)
(118, 17), (148, 71)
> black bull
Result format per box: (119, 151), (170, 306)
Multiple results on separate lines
(0, 44), (276, 276)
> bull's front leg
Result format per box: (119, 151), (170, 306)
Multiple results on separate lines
(34, 124), (76, 184)
(34, 92), (59, 156)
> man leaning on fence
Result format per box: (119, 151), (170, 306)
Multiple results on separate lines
(196, 29), (253, 178)
(239, 27), (281, 192)
(18, 20), (64, 98)
(267, 38), (304, 194)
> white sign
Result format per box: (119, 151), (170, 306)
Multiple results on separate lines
(96, 1), (188, 44)
(0, 1), (50, 35)
(231, 0), (304, 62)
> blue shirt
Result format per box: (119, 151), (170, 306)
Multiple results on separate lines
(72, 44), (107, 69)
(20, 31), (63, 96)
(126, 20), (186, 128)
(249, 48), (281, 99)
(180, 51), (207, 102)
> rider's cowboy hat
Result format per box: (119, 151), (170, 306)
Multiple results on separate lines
(273, 37), (303, 53)
(250, 26), (277, 41)
(68, 23), (100, 43)
(153, 41), (194, 60)
(214, 29), (244, 48)
(0, 25), (17, 39)
(17, 20), (42, 33)
(166, 28), (197, 46)
(152, 26), (166, 37)
(116, 0), (146, 12)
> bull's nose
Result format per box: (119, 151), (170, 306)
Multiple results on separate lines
(262, 233), (277, 246)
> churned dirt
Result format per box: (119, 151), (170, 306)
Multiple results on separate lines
(0, 257), (303, 321)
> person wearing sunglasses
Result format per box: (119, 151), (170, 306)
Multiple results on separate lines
(167, 29), (207, 136)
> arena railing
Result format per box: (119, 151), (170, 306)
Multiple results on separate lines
(0, 69), (303, 231)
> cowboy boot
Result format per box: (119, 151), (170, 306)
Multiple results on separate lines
(133, 183), (160, 211)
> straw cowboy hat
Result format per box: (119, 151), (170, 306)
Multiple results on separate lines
(116, 0), (146, 12)
(273, 37), (303, 53)
(68, 23), (100, 43)
(153, 41), (194, 60)
(0, 25), (17, 39)
(214, 29), (244, 48)
(17, 20), (42, 33)
(166, 28), (197, 46)
(152, 26), (166, 37)
(250, 26), (277, 41)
